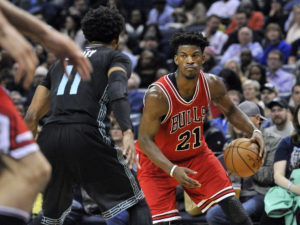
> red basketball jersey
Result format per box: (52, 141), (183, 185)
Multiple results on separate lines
(137, 72), (211, 161)
(0, 86), (39, 159)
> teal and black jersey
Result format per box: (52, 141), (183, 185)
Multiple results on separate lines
(41, 46), (131, 139)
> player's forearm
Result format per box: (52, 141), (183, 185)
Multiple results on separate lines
(139, 136), (174, 175)
(226, 105), (256, 137)
(0, 0), (49, 42)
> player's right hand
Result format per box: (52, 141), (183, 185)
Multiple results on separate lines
(173, 167), (201, 188)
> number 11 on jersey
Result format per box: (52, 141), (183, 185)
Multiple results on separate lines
(57, 65), (82, 95)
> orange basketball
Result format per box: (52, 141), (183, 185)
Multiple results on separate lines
(224, 138), (262, 177)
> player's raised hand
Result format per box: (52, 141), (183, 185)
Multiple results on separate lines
(173, 166), (201, 188)
(0, 13), (38, 89)
(39, 30), (92, 81)
(122, 129), (140, 169)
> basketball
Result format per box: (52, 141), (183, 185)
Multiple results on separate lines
(224, 138), (262, 177)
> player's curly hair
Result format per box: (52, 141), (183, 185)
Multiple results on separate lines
(81, 6), (124, 44)
(169, 31), (209, 55)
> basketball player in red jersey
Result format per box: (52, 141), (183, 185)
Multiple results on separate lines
(0, 1), (91, 224)
(136, 32), (266, 225)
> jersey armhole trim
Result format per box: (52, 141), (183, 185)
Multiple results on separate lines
(202, 72), (211, 102)
(149, 83), (172, 124)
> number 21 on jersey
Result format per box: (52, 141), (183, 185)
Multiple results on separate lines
(176, 126), (201, 151)
(57, 65), (81, 95)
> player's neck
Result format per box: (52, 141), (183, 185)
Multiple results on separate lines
(88, 41), (116, 49)
(175, 72), (198, 101)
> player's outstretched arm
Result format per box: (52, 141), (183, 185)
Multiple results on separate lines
(0, 9), (38, 89)
(139, 86), (200, 188)
(0, 0), (92, 81)
(25, 85), (50, 137)
(207, 74), (266, 159)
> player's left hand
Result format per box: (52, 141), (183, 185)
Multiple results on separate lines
(250, 130), (266, 163)
(122, 129), (140, 169)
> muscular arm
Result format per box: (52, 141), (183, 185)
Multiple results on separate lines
(24, 85), (50, 137)
(138, 86), (200, 188)
(207, 74), (265, 157)
(207, 74), (256, 135)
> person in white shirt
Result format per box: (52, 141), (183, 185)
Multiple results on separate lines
(202, 15), (228, 55)
(207, 0), (240, 19)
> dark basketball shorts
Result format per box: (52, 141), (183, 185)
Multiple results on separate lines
(37, 123), (144, 223)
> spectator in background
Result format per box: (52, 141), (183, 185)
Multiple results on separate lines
(203, 47), (222, 75)
(68, 0), (89, 18)
(265, 0), (288, 31)
(202, 15), (228, 55)
(61, 14), (85, 49)
(226, 2), (264, 35)
(265, 98), (294, 137)
(218, 68), (243, 93)
(224, 59), (246, 83)
(260, 23), (291, 65)
(286, 4), (300, 44)
(266, 49), (294, 94)
(260, 83), (279, 119)
(206, 101), (281, 225)
(220, 27), (263, 66)
(125, 9), (145, 40)
(135, 50), (159, 88)
(206, 0), (240, 21)
(222, 9), (264, 52)
(288, 37), (300, 64)
(242, 79), (264, 109)
(146, 0), (174, 31)
(240, 48), (255, 77)
(248, 63), (267, 88)
(288, 83), (300, 108)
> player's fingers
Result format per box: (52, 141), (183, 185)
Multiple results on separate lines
(184, 168), (197, 175)
(183, 178), (201, 188)
(60, 60), (70, 79)
(74, 57), (92, 81)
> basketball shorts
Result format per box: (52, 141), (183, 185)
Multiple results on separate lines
(0, 87), (38, 159)
(37, 123), (144, 224)
(137, 147), (235, 224)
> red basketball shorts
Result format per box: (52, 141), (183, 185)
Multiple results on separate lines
(0, 87), (39, 159)
(137, 147), (235, 224)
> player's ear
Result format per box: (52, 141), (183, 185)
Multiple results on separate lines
(174, 55), (178, 65)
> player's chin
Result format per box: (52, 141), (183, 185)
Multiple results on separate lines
(183, 72), (197, 80)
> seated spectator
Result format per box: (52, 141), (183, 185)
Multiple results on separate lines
(260, 83), (279, 119)
(175, 0), (207, 27)
(240, 48), (256, 77)
(265, 98), (294, 137)
(125, 9), (145, 40)
(286, 4), (300, 44)
(218, 68), (243, 93)
(206, 0), (240, 21)
(135, 49), (160, 88)
(288, 37), (300, 64)
(265, 0), (288, 31)
(260, 23), (291, 65)
(202, 15), (228, 55)
(203, 47), (222, 75)
(206, 101), (282, 225)
(220, 27), (263, 66)
(247, 63), (267, 87)
(288, 82), (300, 109)
(242, 79), (264, 110)
(146, 0), (174, 31)
(260, 104), (300, 225)
(222, 9), (264, 53)
(266, 49), (295, 94)
(226, 2), (264, 35)
(224, 59), (246, 83)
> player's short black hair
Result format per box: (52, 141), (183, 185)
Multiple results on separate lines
(169, 32), (209, 55)
(81, 6), (124, 44)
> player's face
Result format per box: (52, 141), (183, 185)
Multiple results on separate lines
(174, 45), (204, 80)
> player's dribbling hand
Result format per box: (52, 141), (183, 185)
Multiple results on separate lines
(173, 167), (201, 188)
(122, 129), (140, 169)
(250, 130), (266, 163)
